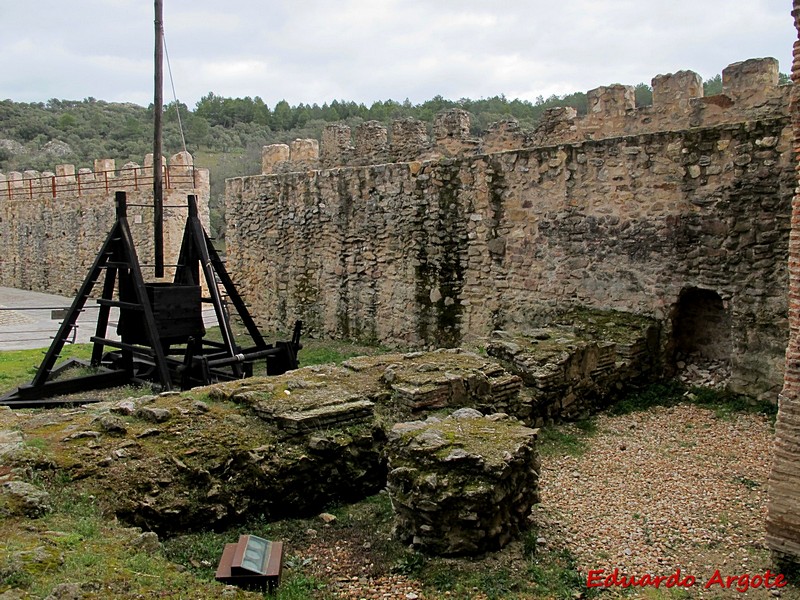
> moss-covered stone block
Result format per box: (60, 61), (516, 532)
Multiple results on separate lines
(386, 408), (539, 555)
(487, 307), (660, 423)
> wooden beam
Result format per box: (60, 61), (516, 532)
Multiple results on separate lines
(153, 0), (164, 277)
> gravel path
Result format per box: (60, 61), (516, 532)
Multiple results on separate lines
(537, 403), (787, 597)
(304, 539), (426, 599)
(293, 402), (792, 599)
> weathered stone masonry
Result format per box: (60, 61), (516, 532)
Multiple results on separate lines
(227, 58), (794, 403)
(0, 152), (210, 295)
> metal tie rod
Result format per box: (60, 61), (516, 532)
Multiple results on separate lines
(0, 306), (97, 311)
(125, 203), (190, 208)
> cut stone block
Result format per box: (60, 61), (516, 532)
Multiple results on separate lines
(386, 409), (539, 555)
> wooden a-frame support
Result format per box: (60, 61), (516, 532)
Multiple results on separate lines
(1, 191), (300, 408)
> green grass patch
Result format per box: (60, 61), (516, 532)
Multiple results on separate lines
(162, 529), (229, 580)
(608, 381), (777, 422)
(732, 475), (761, 490)
(0, 344), (94, 391)
(391, 550), (427, 576)
(686, 386), (777, 421)
(22, 437), (48, 451)
(299, 343), (368, 366)
(527, 548), (598, 600)
(272, 573), (333, 600)
(298, 338), (397, 367)
(0, 344), (180, 404)
(419, 561), (523, 599)
(608, 381), (685, 415)
(417, 545), (593, 600)
(0, 467), (270, 598)
(537, 419), (597, 458)
(202, 323), (398, 368)
(521, 526), (539, 559)
(573, 418), (597, 434)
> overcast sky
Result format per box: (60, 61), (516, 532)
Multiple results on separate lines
(1, 0), (795, 110)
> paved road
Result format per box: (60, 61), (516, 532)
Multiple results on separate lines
(0, 286), (216, 351)
(0, 286), (120, 351)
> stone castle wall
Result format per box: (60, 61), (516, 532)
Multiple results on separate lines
(0, 151), (210, 295)
(227, 58), (795, 402)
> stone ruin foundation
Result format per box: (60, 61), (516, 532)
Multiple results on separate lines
(486, 308), (659, 424)
(387, 408), (539, 555)
(0, 301), (749, 558)
(206, 306), (721, 555)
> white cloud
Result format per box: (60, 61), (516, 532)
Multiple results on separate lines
(0, 0), (794, 108)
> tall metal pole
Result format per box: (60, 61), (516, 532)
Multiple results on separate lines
(153, 0), (165, 277)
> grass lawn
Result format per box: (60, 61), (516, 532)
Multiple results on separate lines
(0, 343), (94, 393)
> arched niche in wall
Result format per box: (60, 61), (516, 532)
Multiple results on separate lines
(671, 287), (731, 363)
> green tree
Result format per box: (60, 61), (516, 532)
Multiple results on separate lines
(186, 114), (210, 147)
(272, 100), (293, 130)
(294, 104), (311, 128)
(253, 96), (271, 126)
(368, 101), (387, 121)
(634, 83), (652, 107)
(703, 74), (723, 96)
(195, 92), (227, 126)
(58, 113), (77, 129)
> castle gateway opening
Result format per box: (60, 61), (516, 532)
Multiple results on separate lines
(671, 287), (731, 363)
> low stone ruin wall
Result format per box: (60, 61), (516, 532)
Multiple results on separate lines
(487, 309), (660, 423)
(2, 350), (540, 538)
(14, 389), (388, 536)
(2, 334), (688, 554)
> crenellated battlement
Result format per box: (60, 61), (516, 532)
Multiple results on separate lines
(261, 57), (789, 175)
(0, 151), (209, 201)
(0, 151), (211, 297)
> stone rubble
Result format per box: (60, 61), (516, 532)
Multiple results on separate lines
(674, 353), (731, 390)
(0, 480), (52, 518)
